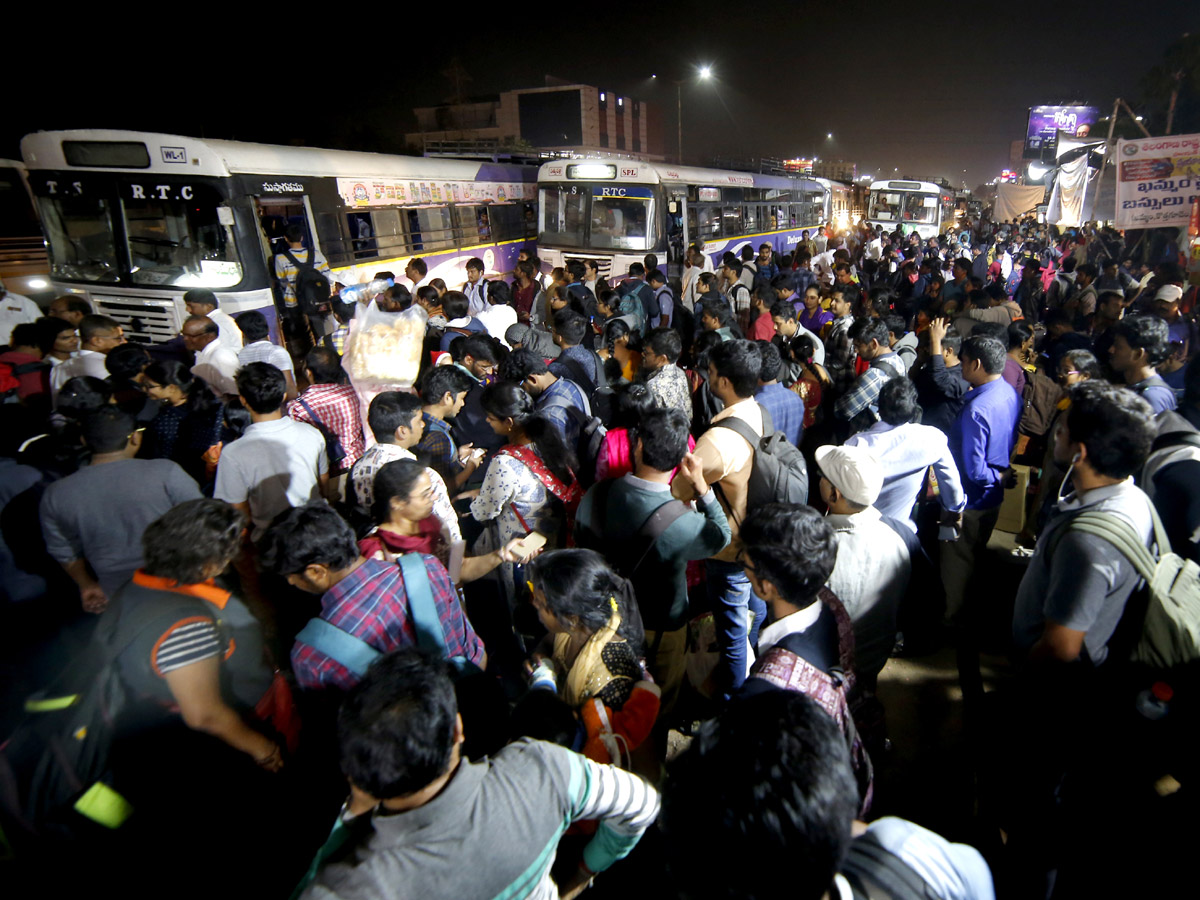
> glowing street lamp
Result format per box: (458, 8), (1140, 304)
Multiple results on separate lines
(677, 65), (714, 164)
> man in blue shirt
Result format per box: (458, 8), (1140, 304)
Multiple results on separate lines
(942, 334), (1021, 628)
(753, 341), (805, 447)
(501, 348), (589, 450)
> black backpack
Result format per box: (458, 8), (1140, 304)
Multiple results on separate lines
(712, 404), (809, 516)
(283, 247), (332, 317)
(0, 597), (184, 849)
(540, 387), (607, 488)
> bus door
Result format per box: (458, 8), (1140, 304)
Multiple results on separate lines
(252, 195), (313, 305)
(667, 192), (686, 280)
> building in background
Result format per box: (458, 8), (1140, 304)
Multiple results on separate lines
(812, 158), (857, 182)
(407, 80), (665, 160)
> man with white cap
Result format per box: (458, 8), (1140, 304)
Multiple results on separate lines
(1152, 283), (1196, 360)
(816, 443), (911, 686)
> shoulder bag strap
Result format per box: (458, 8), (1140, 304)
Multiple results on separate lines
(840, 831), (937, 900)
(711, 411), (762, 446)
(297, 396), (328, 430)
(628, 499), (692, 575)
(294, 617), (381, 678)
(282, 247), (312, 272)
(397, 553), (448, 657)
(1063, 510), (1162, 583)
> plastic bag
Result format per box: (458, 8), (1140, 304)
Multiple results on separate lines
(342, 301), (427, 389)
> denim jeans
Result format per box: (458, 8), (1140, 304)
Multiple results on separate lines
(706, 558), (767, 697)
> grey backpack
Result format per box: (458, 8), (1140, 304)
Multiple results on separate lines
(712, 404), (808, 518)
(1058, 504), (1200, 669)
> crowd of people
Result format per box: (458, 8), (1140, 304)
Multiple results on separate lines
(0, 208), (1195, 899)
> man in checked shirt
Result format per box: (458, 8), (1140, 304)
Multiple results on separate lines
(288, 347), (366, 477)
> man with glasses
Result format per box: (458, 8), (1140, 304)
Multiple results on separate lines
(50, 313), (126, 404)
(182, 314), (240, 397)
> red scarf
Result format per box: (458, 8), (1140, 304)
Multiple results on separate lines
(358, 518), (441, 560)
(498, 444), (581, 542)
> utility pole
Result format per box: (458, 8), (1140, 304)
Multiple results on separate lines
(677, 82), (684, 164)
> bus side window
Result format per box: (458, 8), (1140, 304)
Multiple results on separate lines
(347, 212), (376, 259)
(416, 207), (453, 252)
(722, 206), (742, 237)
(406, 210), (424, 252)
(371, 208), (407, 260)
(316, 211), (350, 267)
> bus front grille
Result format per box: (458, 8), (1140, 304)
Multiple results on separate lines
(93, 297), (182, 345)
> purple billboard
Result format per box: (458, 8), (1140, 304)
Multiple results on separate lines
(1023, 105), (1100, 159)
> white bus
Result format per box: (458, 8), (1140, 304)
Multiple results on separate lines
(537, 159), (830, 282)
(866, 179), (956, 241)
(20, 130), (537, 344)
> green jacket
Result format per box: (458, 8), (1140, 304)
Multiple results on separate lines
(576, 475), (730, 631)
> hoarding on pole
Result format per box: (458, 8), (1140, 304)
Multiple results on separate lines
(1115, 133), (1200, 230)
(1023, 106), (1100, 159)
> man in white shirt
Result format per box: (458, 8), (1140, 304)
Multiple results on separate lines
(0, 278), (41, 346)
(462, 257), (490, 316)
(846, 377), (965, 531)
(816, 444), (911, 685)
(236, 309), (298, 401)
(50, 314), (126, 404)
(184, 288), (242, 353)
(214, 362), (328, 540)
(182, 314), (240, 397)
(812, 248), (837, 287)
(681, 248), (702, 312)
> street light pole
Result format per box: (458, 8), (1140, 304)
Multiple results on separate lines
(675, 66), (711, 167)
(677, 82), (683, 164)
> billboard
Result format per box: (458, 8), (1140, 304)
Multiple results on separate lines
(1115, 132), (1200, 230)
(1024, 106), (1100, 159)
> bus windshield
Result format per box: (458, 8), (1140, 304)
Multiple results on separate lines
(39, 184), (244, 287)
(902, 193), (939, 225)
(125, 189), (243, 287)
(539, 184), (656, 251)
(38, 195), (121, 283)
(869, 191), (900, 221)
(539, 185), (586, 248)
(590, 193), (652, 251)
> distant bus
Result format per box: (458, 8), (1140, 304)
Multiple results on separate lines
(537, 160), (830, 282)
(20, 130), (537, 344)
(866, 180), (956, 241)
(0, 159), (51, 302)
(815, 178), (867, 229)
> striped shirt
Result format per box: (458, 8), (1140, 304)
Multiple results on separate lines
(154, 618), (222, 675)
(238, 339), (294, 373)
(275, 248), (332, 307)
(291, 556), (483, 691)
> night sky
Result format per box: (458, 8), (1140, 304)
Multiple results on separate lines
(4, 3), (1194, 188)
